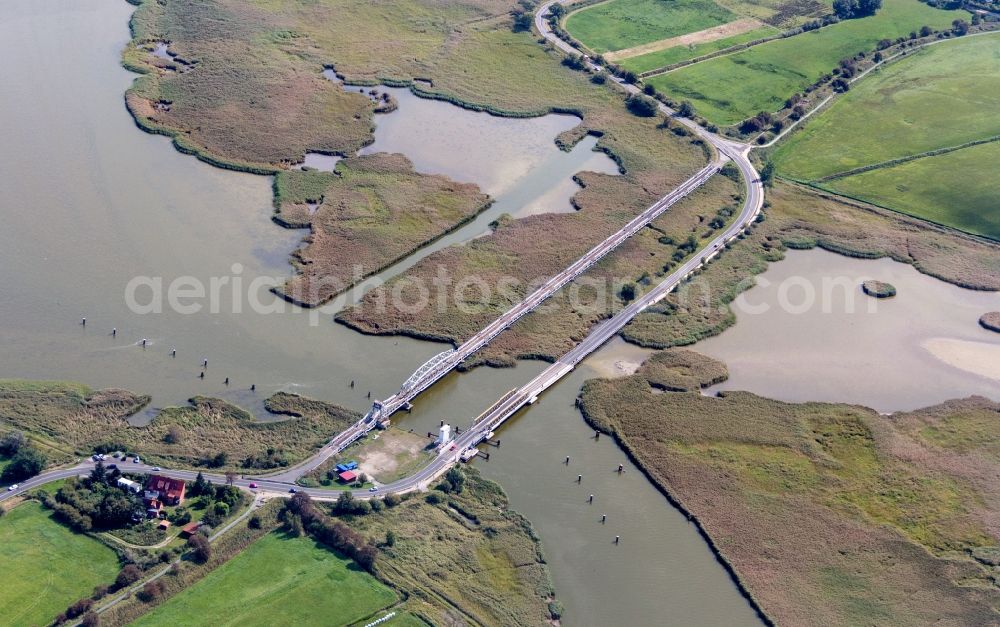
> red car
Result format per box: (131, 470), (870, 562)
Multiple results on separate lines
(248, 482), (258, 489)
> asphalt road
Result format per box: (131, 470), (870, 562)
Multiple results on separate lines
(1, 1), (762, 506)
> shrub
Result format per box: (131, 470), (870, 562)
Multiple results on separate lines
(115, 564), (142, 589)
(2, 447), (45, 482)
(137, 580), (165, 603)
(625, 94), (658, 117)
(188, 534), (211, 563)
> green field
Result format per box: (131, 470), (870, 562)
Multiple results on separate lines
(131, 531), (397, 627)
(620, 26), (778, 73)
(0, 501), (120, 626)
(648, 0), (964, 125)
(773, 34), (1000, 180)
(825, 141), (1000, 240)
(565, 0), (737, 53)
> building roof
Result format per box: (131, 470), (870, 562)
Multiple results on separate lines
(181, 521), (201, 534)
(158, 520), (171, 529)
(338, 470), (358, 482)
(147, 475), (185, 496)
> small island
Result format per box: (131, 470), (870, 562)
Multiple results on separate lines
(862, 280), (897, 298)
(980, 312), (1000, 333)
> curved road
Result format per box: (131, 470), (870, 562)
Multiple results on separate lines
(0, 1), (762, 505)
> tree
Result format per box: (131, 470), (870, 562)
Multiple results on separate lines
(625, 94), (658, 117)
(444, 467), (466, 494)
(90, 461), (108, 485)
(919, 25), (933, 37)
(952, 19), (969, 36)
(188, 533), (211, 563)
(224, 471), (236, 487)
(385, 530), (396, 547)
(213, 501), (230, 518)
(191, 471), (208, 497)
(115, 564), (142, 590)
(511, 9), (533, 32)
(0, 430), (26, 456)
(677, 100), (695, 118)
(619, 283), (637, 302)
(248, 515), (261, 529)
(2, 447), (45, 482)
(760, 161), (775, 188)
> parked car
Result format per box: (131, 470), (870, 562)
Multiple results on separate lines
(7, 484), (18, 491)
(249, 482), (258, 489)
(369, 486), (379, 492)
(133, 457), (140, 463)
(107, 464), (117, 470)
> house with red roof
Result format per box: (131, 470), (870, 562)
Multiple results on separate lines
(145, 475), (186, 506)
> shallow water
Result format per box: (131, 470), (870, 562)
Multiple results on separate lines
(0, 1), (758, 624)
(696, 249), (1000, 412)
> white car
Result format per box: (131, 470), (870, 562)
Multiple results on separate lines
(151, 467), (161, 472)
(7, 484), (18, 491)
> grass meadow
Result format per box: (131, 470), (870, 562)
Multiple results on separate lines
(619, 26), (779, 73)
(564, 0), (737, 53)
(825, 141), (1000, 240)
(0, 501), (120, 627)
(130, 531), (398, 627)
(648, 0), (963, 125)
(773, 33), (1000, 180)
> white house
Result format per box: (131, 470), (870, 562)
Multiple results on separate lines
(117, 477), (141, 493)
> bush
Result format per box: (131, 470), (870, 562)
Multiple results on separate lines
(384, 493), (401, 507)
(2, 447), (45, 482)
(590, 72), (607, 85)
(187, 534), (211, 563)
(115, 564), (142, 590)
(81, 612), (100, 627)
(137, 580), (165, 603)
(248, 515), (261, 529)
(426, 492), (444, 504)
(625, 94), (658, 117)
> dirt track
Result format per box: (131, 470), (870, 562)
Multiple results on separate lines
(605, 18), (763, 61)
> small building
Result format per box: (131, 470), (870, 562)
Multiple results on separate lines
(157, 520), (171, 531)
(335, 461), (359, 472)
(180, 521), (201, 538)
(117, 478), (141, 493)
(338, 470), (358, 483)
(436, 423), (451, 446)
(146, 475), (186, 505)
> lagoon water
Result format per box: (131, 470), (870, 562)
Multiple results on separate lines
(0, 1), (759, 625)
(696, 249), (1000, 412)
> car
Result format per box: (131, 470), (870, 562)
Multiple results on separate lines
(7, 484), (18, 491)
(133, 457), (140, 463)
(151, 467), (161, 472)
(369, 486), (379, 492)
(449, 444), (457, 451)
(92, 454), (100, 461)
(288, 487), (297, 493)
(249, 482), (258, 489)
(107, 463), (117, 470)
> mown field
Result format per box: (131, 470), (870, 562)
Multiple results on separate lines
(0, 501), (120, 627)
(564, 0), (737, 53)
(826, 141), (1000, 240)
(772, 33), (1000, 239)
(579, 355), (1000, 625)
(773, 33), (1000, 180)
(130, 531), (398, 627)
(648, 0), (963, 125)
(619, 26), (778, 73)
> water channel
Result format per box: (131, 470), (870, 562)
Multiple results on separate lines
(0, 1), (760, 624)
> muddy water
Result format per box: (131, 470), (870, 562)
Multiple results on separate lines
(696, 249), (1000, 412)
(1, 0), (757, 624)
